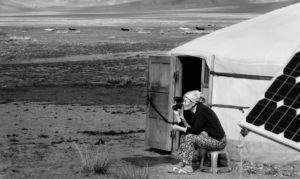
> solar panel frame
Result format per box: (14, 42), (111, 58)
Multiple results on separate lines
(239, 52), (300, 151)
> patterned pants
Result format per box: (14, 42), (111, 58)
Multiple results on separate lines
(177, 133), (226, 165)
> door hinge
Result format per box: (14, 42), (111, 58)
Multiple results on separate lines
(170, 130), (176, 138)
(173, 71), (179, 81)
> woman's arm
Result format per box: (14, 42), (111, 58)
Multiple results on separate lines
(172, 124), (187, 133)
(181, 116), (191, 128)
(173, 110), (191, 128)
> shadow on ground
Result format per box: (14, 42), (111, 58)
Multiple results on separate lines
(122, 155), (179, 167)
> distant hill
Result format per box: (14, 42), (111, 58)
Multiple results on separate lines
(0, 0), (139, 13)
(0, 1), (33, 13)
(130, 0), (298, 11)
(92, 0), (299, 14)
(0, 0), (298, 15)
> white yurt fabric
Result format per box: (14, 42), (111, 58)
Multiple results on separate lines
(169, 3), (300, 163)
(170, 3), (300, 77)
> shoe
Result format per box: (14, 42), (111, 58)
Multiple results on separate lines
(176, 161), (185, 168)
(172, 165), (193, 175)
(167, 162), (185, 173)
(180, 165), (193, 173)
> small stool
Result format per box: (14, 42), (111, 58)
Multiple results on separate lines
(200, 149), (231, 174)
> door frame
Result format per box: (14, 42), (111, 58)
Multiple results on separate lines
(170, 56), (183, 151)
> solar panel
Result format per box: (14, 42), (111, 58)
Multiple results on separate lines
(239, 52), (300, 151)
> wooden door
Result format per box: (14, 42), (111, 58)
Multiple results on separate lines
(146, 56), (173, 151)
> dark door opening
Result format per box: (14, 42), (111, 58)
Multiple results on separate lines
(178, 56), (202, 96)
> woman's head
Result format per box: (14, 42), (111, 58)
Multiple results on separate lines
(183, 90), (203, 110)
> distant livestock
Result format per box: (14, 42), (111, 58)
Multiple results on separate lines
(121, 28), (130, 31)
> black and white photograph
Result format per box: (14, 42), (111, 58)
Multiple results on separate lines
(0, 0), (299, 178)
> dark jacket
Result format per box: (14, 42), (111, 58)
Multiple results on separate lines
(179, 103), (225, 141)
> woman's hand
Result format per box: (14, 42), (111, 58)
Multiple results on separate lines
(172, 124), (178, 131)
(179, 109), (184, 119)
(173, 110), (182, 123)
(173, 110), (180, 116)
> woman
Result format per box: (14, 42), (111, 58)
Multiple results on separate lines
(170, 90), (226, 174)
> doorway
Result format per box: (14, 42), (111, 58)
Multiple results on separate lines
(171, 55), (211, 150)
(178, 56), (203, 96)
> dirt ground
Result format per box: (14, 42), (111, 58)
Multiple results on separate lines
(0, 8), (300, 179)
(0, 101), (286, 179)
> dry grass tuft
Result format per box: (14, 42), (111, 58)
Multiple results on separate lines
(122, 163), (149, 179)
(73, 142), (112, 175)
(93, 156), (112, 175)
(106, 76), (133, 86)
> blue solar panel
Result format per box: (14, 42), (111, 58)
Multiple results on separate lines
(241, 52), (300, 150)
